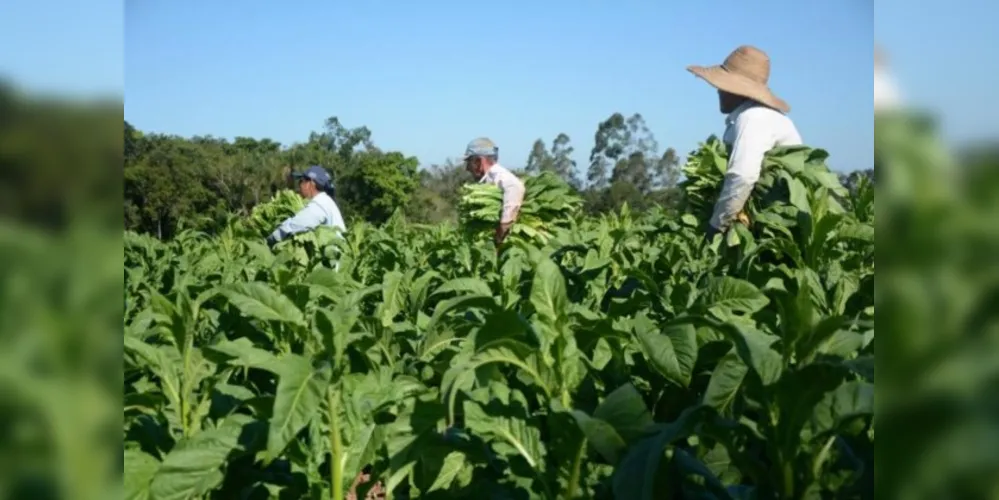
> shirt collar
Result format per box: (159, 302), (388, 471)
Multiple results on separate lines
(478, 162), (503, 182)
(725, 100), (758, 127)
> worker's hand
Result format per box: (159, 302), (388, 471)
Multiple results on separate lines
(736, 211), (751, 227)
(494, 222), (512, 247)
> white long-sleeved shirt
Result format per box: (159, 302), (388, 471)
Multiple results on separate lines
(874, 63), (902, 112)
(710, 101), (803, 231)
(479, 163), (525, 224)
(269, 191), (346, 242)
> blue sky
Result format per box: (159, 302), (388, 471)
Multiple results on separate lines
(9, 0), (993, 176)
(0, 0), (123, 98)
(121, 0), (874, 173)
(874, 0), (997, 147)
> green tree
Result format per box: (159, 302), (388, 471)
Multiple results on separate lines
(124, 135), (226, 238)
(406, 160), (467, 223)
(549, 133), (579, 189)
(338, 150), (420, 224)
(122, 114), (424, 237)
(587, 113), (629, 190)
(526, 134), (579, 189)
(585, 112), (662, 212)
(654, 147), (681, 190)
(525, 139), (552, 175)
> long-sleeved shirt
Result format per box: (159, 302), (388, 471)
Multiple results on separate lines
(710, 100), (803, 231)
(268, 191), (346, 243)
(874, 62), (902, 112)
(479, 163), (526, 225)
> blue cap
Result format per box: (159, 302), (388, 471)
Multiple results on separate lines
(462, 137), (499, 160)
(292, 165), (332, 189)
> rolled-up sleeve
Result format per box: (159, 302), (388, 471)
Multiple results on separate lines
(269, 201), (327, 242)
(710, 111), (773, 231)
(498, 173), (525, 224)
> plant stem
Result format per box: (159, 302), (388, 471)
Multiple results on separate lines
(781, 461), (794, 499)
(812, 435), (836, 478)
(180, 330), (194, 437)
(566, 438), (587, 500)
(328, 386), (343, 500)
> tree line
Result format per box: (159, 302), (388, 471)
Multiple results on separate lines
(124, 111), (873, 240)
(1, 81), (122, 231)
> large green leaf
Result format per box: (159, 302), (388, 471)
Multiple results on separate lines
(463, 383), (545, 469)
(703, 321), (783, 387)
(530, 257), (569, 324)
(426, 451), (469, 492)
(773, 363), (854, 457)
(804, 380), (874, 441)
(612, 406), (712, 500)
(592, 383), (655, 443)
(432, 277), (493, 298)
(571, 412), (627, 464)
(378, 270), (406, 327)
(440, 343), (550, 423)
(571, 383), (654, 464)
(671, 448), (735, 499)
(203, 337), (280, 373)
(266, 354), (330, 462)
(474, 308), (539, 351)
(425, 294), (498, 334)
(703, 349), (748, 416)
(148, 414), (256, 500)
(633, 315), (698, 387)
(217, 282), (306, 327)
(697, 277), (770, 317)
(787, 175), (811, 214)
(123, 449), (160, 500)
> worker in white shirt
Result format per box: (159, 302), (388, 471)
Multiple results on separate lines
(874, 45), (902, 112)
(461, 137), (526, 247)
(687, 45), (803, 239)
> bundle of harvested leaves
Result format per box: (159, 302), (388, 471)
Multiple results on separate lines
(459, 171), (582, 244)
(679, 135), (849, 231)
(228, 189), (306, 239)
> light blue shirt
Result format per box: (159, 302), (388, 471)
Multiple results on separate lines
(269, 192), (346, 242)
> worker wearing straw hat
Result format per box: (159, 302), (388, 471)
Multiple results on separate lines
(687, 45), (803, 239)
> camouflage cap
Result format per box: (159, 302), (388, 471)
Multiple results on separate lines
(462, 137), (499, 160)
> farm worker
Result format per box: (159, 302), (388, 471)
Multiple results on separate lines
(687, 45), (803, 239)
(462, 137), (526, 247)
(266, 165), (346, 246)
(874, 45), (902, 112)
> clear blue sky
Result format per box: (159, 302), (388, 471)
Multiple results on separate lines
(121, 0), (873, 172)
(0, 0), (123, 98)
(874, 0), (997, 147)
(13, 0), (993, 176)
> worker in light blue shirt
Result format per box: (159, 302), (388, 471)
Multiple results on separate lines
(267, 165), (346, 245)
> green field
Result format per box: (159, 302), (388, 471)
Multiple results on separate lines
(123, 139), (874, 499)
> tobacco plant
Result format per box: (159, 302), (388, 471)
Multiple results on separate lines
(124, 138), (874, 500)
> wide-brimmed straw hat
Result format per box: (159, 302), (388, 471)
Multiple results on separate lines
(687, 45), (790, 114)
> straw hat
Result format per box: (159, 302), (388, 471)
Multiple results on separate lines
(687, 45), (790, 114)
(874, 45), (887, 68)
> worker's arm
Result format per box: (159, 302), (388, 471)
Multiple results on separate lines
(498, 172), (526, 225)
(267, 201), (327, 244)
(709, 110), (772, 232)
(493, 171), (525, 247)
